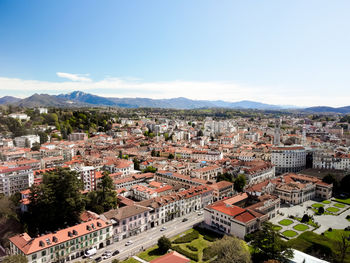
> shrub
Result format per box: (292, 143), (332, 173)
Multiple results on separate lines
(158, 236), (172, 254)
(202, 247), (215, 262)
(328, 228), (332, 232)
(173, 230), (199, 244)
(172, 245), (198, 261)
(318, 206), (324, 214)
(186, 244), (198, 251)
(346, 215), (350, 220)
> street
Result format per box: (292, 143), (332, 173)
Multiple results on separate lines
(72, 211), (204, 262)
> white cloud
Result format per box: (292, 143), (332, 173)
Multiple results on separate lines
(56, 72), (91, 82)
(0, 76), (347, 107)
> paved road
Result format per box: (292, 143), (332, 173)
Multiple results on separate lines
(73, 211), (204, 263)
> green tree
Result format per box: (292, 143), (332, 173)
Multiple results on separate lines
(301, 214), (310, 223)
(234, 174), (246, 192)
(318, 206), (324, 214)
(133, 158), (140, 170)
(251, 222), (293, 262)
(2, 255), (28, 263)
(158, 236), (172, 254)
(31, 142), (40, 151)
(111, 260), (119, 263)
(168, 153), (174, 159)
(322, 174), (338, 191)
(25, 168), (85, 235)
(143, 166), (157, 173)
(197, 130), (203, 137)
(339, 174), (350, 195)
(210, 235), (251, 263)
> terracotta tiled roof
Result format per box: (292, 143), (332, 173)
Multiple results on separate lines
(150, 251), (190, 263)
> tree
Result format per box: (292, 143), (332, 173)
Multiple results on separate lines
(151, 149), (156, 157)
(339, 174), (350, 195)
(337, 232), (350, 263)
(25, 168), (85, 235)
(168, 153), (174, 159)
(251, 222), (293, 262)
(322, 174), (338, 191)
(111, 260), (119, 263)
(210, 235), (251, 263)
(133, 158), (140, 170)
(2, 255), (28, 263)
(143, 166), (157, 173)
(158, 236), (172, 254)
(234, 174), (246, 192)
(31, 142), (40, 151)
(318, 206), (325, 214)
(301, 214), (310, 223)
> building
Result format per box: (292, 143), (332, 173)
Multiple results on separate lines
(0, 166), (34, 196)
(271, 146), (306, 174)
(313, 151), (350, 171)
(9, 113), (30, 121)
(273, 117), (281, 146)
(208, 181), (234, 202)
(74, 166), (96, 192)
(204, 200), (268, 239)
(68, 133), (88, 141)
(104, 159), (134, 177)
(9, 219), (113, 263)
(191, 165), (222, 181)
(14, 135), (40, 148)
(102, 205), (151, 242)
(150, 251), (190, 263)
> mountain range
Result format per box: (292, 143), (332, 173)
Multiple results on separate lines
(0, 91), (348, 113)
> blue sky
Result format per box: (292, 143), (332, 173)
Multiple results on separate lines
(0, 0), (349, 106)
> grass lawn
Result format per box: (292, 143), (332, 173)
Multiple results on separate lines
(121, 258), (140, 263)
(335, 198), (350, 205)
(273, 225), (282, 231)
(293, 224), (309, 231)
(282, 230), (298, 238)
(137, 246), (163, 261)
(311, 203), (324, 208)
(287, 231), (350, 263)
(334, 203), (346, 208)
(324, 229), (350, 241)
(326, 207), (340, 213)
(295, 217), (318, 228)
(279, 219), (294, 226)
(322, 200), (331, 204)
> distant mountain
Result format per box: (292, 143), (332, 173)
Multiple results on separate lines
(0, 96), (21, 104)
(2, 90), (303, 110)
(58, 91), (116, 106)
(13, 94), (85, 108)
(303, 106), (350, 114)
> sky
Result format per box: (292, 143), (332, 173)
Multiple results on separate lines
(0, 0), (349, 107)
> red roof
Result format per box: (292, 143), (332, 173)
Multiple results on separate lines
(150, 251), (190, 263)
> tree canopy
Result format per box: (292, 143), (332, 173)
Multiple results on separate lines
(251, 222), (293, 262)
(25, 168), (85, 235)
(234, 174), (246, 192)
(210, 235), (251, 263)
(157, 236), (172, 254)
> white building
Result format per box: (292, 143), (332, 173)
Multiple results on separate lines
(14, 135), (40, 148)
(271, 146), (306, 174)
(0, 166), (34, 196)
(313, 151), (350, 171)
(74, 166), (96, 192)
(9, 113), (30, 121)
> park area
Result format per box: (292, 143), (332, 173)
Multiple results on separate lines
(121, 226), (223, 263)
(309, 199), (350, 215)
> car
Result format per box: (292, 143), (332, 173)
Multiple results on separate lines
(197, 211), (203, 216)
(182, 218), (188, 222)
(160, 226), (167, 231)
(102, 251), (112, 259)
(95, 257), (102, 262)
(112, 250), (120, 256)
(125, 240), (133, 246)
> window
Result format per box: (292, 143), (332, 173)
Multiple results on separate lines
(41, 250), (46, 257)
(32, 254), (37, 260)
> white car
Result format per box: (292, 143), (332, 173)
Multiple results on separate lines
(125, 240), (133, 246)
(102, 251), (112, 259)
(197, 211), (203, 216)
(160, 227), (167, 231)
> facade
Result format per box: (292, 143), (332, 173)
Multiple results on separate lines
(102, 205), (151, 242)
(191, 165), (222, 181)
(74, 166), (96, 192)
(0, 166), (34, 196)
(68, 133), (88, 141)
(313, 151), (350, 171)
(204, 200), (268, 239)
(9, 219), (113, 263)
(14, 135), (40, 148)
(271, 146), (306, 174)
(209, 181), (234, 202)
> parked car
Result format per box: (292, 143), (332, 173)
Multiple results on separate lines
(125, 240), (133, 246)
(182, 218), (188, 222)
(160, 226), (167, 231)
(198, 211), (203, 216)
(95, 257), (102, 262)
(112, 250), (120, 256)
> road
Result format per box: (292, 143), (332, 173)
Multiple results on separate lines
(73, 211), (204, 263)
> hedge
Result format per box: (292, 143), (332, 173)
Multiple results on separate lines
(172, 245), (198, 261)
(186, 244), (198, 251)
(173, 230), (199, 244)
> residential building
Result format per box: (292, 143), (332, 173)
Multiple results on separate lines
(271, 146), (306, 174)
(68, 133), (88, 141)
(0, 166), (34, 196)
(9, 219), (113, 263)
